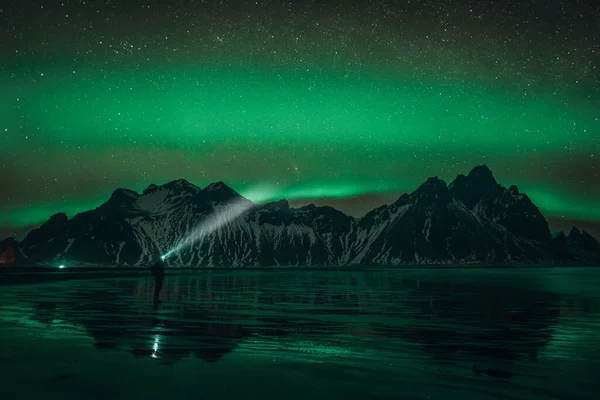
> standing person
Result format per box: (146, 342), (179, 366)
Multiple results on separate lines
(150, 257), (166, 306)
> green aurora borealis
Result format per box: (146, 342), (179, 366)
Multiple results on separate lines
(1, 0), (599, 239)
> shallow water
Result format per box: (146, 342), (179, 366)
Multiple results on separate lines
(1, 268), (599, 399)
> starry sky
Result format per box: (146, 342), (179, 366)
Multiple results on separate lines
(1, 0), (599, 240)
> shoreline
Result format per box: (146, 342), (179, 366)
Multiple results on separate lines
(1, 263), (598, 286)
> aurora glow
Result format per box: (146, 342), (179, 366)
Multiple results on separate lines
(1, 0), (599, 239)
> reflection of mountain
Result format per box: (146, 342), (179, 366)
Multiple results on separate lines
(371, 276), (560, 364)
(23, 272), (576, 370)
(30, 277), (250, 364)
(28, 275), (354, 364)
(4, 166), (600, 266)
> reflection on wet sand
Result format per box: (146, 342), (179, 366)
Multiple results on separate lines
(23, 271), (594, 371)
(2, 269), (600, 399)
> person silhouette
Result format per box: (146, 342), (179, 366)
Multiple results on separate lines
(150, 258), (166, 306)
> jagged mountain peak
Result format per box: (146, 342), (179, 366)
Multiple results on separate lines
(163, 178), (200, 191)
(142, 179), (200, 195)
(101, 188), (141, 213)
(467, 164), (496, 184)
(261, 199), (290, 211)
(359, 203), (390, 224)
(199, 181), (247, 204)
(449, 164), (498, 192)
(569, 227), (582, 240)
(304, 204), (349, 217)
(448, 173), (467, 189)
(142, 184), (160, 195)
(22, 212), (70, 247)
(203, 181), (232, 191)
(298, 203), (316, 211)
(449, 165), (501, 209)
(420, 176), (447, 188)
(108, 188), (140, 201)
(410, 177), (449, 204)
(579, 230), (600, 248)
(567, 227), (600, 257)
(581, 231), (600, 252)
(470, 163), (492, 173)
(133, 180), (202, 213)
(393, 193), (410, 206)
(466, 165), (499, 194)
(45, 212), (69, 225)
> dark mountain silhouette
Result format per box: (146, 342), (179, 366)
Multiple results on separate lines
(566, 227), (600, 262)
(1, 166), (599, 266)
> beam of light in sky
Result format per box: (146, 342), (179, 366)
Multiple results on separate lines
(163, 184), (279, 259)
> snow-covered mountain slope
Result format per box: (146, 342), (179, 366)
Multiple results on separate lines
(2, 166), (599, 267)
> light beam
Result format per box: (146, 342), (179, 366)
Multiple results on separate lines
(162, 184), (278, 260)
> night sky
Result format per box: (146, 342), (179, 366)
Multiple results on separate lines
(1, 0), (599, 240)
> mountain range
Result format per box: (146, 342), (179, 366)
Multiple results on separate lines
(1, 165), (599, 267)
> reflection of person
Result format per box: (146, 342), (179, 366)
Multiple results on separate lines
(150, 258), (166, 306)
